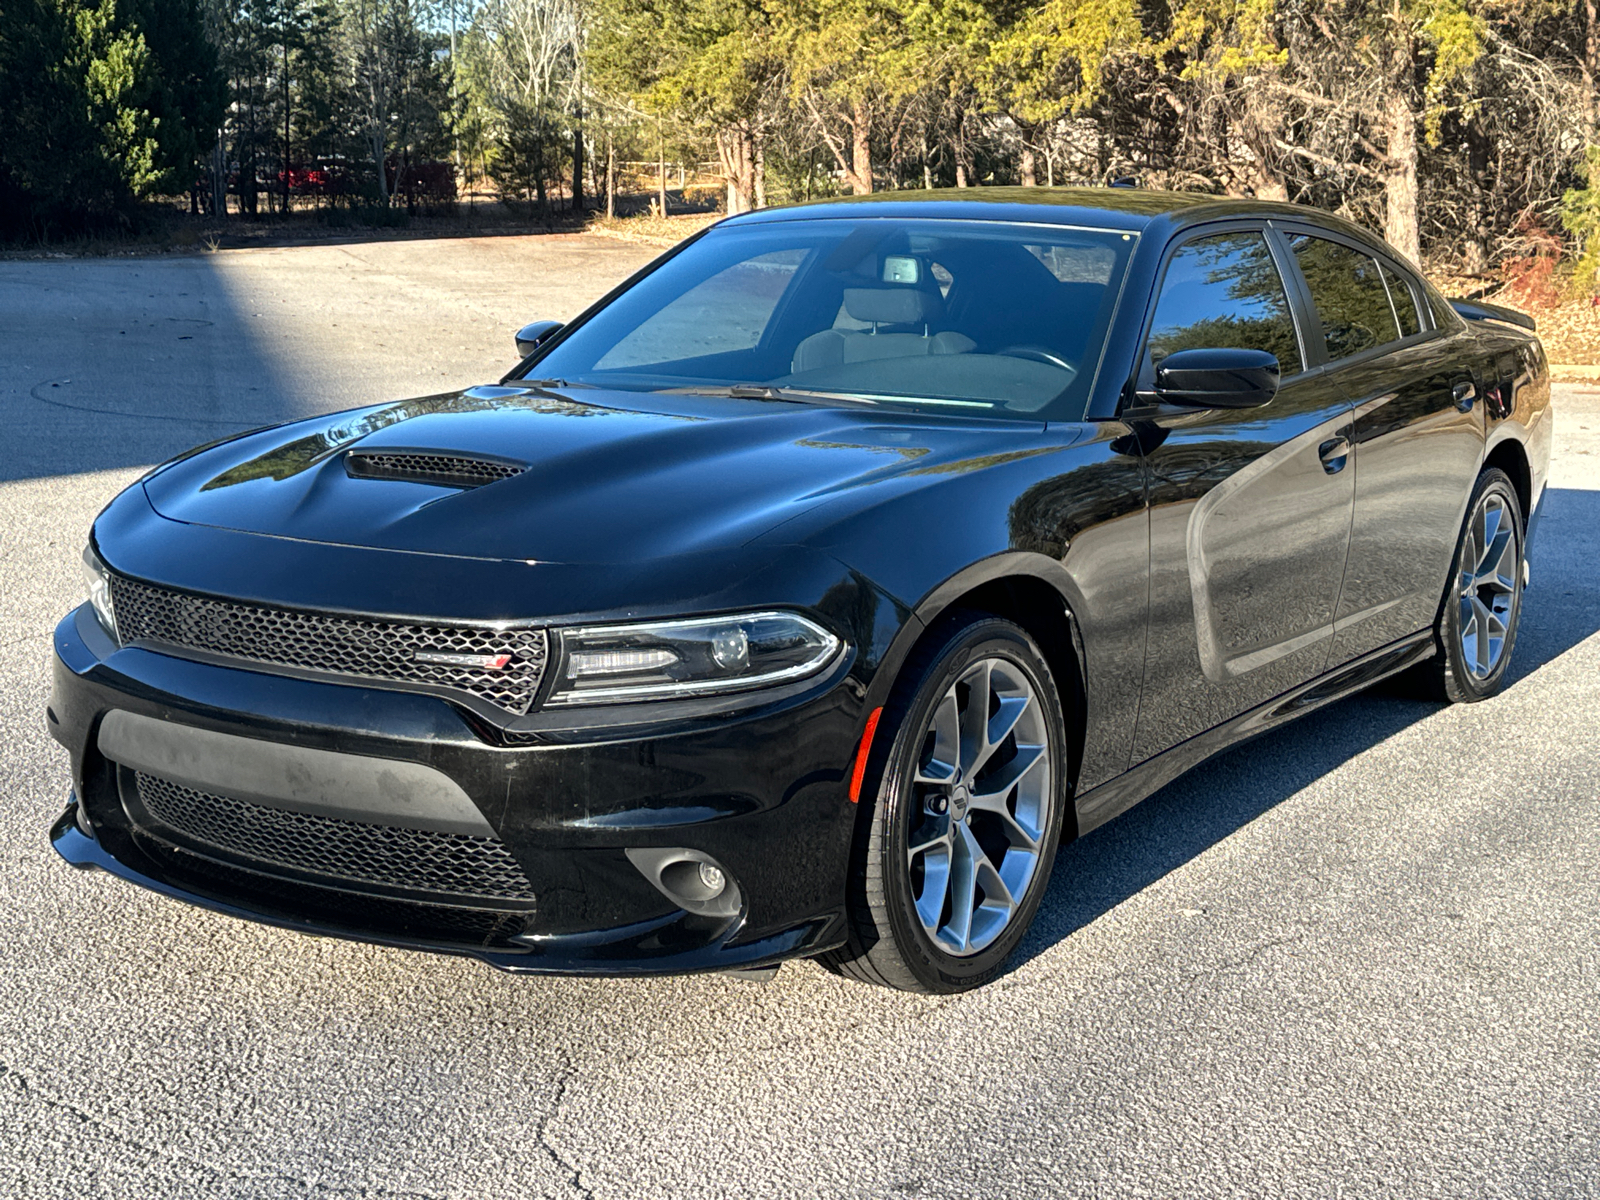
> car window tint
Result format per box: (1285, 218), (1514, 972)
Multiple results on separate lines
(1382, 263), (1422, 336)
(595, 249), (809, 369)
(532, 218), (1140, 418)
(1146, 231), (1301, 376)
(1291, 234), (1400, 359)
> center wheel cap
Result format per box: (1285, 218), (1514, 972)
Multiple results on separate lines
(950, 785), (970, 820)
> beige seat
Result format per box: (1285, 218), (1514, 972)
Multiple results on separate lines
(791, 288), (976, 374)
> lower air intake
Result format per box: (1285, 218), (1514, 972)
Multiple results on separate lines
(133, 772), (537, 905)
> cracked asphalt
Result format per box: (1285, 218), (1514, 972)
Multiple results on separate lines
(2, 236), (1597, 1199)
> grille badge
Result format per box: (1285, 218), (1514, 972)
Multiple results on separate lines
(414, 650), (514, 670)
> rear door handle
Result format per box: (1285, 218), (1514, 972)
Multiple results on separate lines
(1319, 436), (1350, 474)
(1453, 380), (1476, 412)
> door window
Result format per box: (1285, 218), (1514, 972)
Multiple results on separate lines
(1290, 234), (1400, 360)
(1146, 231), (1302, 376)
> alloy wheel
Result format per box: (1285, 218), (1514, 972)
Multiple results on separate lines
(906, 656), (1054, 957)
(1456, 490), (1519, 680)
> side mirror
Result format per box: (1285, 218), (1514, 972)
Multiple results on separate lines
(514, 320), (563, 359)
(1153, 348), (1279, 409)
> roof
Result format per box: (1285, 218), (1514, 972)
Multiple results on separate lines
(724, 186), (1389, 252)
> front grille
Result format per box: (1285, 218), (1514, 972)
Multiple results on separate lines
(110, 575), (547, 716)
(134, 772), (537, 904)
(345, 451), (525, 489)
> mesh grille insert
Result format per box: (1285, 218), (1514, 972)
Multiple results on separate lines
(110, 575), (547, 715)
(134, 772), (537, 903)
(345, 451), (525, 489)
(129, 833), (533, 949)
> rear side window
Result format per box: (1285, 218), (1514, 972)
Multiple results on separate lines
(1290, 234), (1400, 360)
(1146, 231), (1302, 377)
(1381, 263), (1422, 336)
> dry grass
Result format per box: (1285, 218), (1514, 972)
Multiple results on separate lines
(586, 211), (723, 247)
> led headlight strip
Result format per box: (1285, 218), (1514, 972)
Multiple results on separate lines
(547, 611), (841, 705)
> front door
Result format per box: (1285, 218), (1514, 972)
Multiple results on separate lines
(1128, 227), (1356, 766)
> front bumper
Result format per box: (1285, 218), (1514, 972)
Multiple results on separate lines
(47, 605), (860, 975)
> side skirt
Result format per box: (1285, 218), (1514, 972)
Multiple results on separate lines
(1073, 630), (1436, 838)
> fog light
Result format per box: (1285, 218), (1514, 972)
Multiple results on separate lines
(697, 861), (726, 895)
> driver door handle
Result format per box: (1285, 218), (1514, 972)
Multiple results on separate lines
(1318, 436), (1350, 474)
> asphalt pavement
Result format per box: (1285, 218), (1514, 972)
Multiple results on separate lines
(1, 235), (1596, 1199)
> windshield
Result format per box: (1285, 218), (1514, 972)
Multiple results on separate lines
(523, 217), (1137, 419)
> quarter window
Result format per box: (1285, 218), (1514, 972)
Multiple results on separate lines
(1381, 263), (1422, 337)
(1290, 234), (1400, 360)
(1147, 231), (1302, 377)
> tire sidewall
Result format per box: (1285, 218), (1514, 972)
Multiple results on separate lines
(872, 620), (1069, 991)
(1440, 470), (1524, 700)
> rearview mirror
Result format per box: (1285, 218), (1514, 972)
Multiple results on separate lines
(514, 320), (563, 359)
(1153, 348), (1279, 409)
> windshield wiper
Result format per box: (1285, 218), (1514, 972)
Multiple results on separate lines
(656, 383), (879, 406)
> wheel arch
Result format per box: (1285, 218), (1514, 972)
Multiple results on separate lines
(1483, 437), (1532, 526)
(860, 553), (1088, 838)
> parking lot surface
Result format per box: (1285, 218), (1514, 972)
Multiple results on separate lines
(2, 236), (1597, 1199)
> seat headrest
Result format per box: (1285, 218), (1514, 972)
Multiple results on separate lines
(843, 287), (941, 326)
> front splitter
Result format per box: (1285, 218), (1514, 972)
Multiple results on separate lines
(49, 798), (840, 977)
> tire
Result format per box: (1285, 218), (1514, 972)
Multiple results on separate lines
(1417, 467), (1525, 703)
(821, 612), (1070, 993)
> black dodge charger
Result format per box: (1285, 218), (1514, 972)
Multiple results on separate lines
(49, 189), (1552, 993)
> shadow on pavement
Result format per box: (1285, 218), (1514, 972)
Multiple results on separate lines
(3, 256), (350, 483)
(1019, 482), (1600, 969)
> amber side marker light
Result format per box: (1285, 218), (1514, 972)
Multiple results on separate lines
(848, 707), (884, 804)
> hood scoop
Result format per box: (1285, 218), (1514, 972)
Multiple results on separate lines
(345, 449), (527, 490)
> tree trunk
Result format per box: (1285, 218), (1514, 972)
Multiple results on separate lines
(754, 136), (766, 208)
(605, 130), (615, 219)
(848, 96), (873, 194)
(212, 131), (227, 216)
(1587, 0), (1599, 133)
(657, 122), (668, 215)
(1383, 23), (1421, 265)
(716, 126), (757, 213)
(1018, 125), (1037, 187)
(371, 127), (388, 205)
(572, 110), (584, 212)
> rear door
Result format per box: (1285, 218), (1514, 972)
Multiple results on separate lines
(1276, 226), (1486, 665)
(1128, 224), (1356, 765)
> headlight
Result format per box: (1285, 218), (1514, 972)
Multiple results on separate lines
(546, 611), (841, 705)
(81, 546), (119, 643)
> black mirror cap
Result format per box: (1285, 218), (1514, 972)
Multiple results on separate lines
(1154, 348), (1280, 409)
(514, 319), (564, 358)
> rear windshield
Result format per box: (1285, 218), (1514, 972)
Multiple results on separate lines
(523, 218), (1138, 419)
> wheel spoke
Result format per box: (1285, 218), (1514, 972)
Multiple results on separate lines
(968, 744), (1047, 845)
(973, 849), (1015, 915)
(912, 843), (951, 934)
(1478, 528), (1516, 594)
(957, 660), (993, 780)
(907, 819), (950, 863)
(914, 693), (961, 785)
(1471, 597), (1495, 674)
(944, 826), (980, 952)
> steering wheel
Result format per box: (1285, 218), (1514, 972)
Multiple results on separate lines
(998, 345), (1076, 373)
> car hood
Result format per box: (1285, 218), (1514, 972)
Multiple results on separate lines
(142, 385), (1050, 565)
